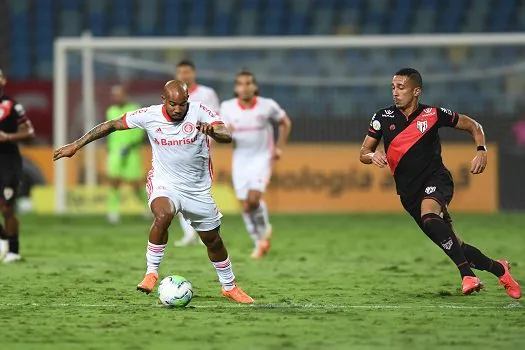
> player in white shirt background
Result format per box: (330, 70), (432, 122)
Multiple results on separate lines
(53, 80), (254, 304)
(220, 71), (292, 259)
(174, 60), (221, 247)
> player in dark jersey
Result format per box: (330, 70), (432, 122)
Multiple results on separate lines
(359, 68), (521, 299)
(0, 69), (35, 263)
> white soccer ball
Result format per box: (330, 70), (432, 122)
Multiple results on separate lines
(158, 275), (193, 308)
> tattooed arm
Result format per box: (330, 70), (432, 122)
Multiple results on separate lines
(53, 117), (127, 161)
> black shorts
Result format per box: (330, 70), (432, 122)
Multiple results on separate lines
(400, 168), (454, 229)
(0, 162), (21, 205)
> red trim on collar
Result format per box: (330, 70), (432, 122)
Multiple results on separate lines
(237, 96), (257, 110)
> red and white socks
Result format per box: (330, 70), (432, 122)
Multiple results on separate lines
(146, 242), (236, 292)
(212, 257), (236, 291)
(146, 241), (166, 275)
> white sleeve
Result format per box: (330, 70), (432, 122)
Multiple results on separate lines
(208, 90), (220, 113)
(267, 99), (286, 122)
(199, 103), (224, 125)
(123, 107), (149, 129)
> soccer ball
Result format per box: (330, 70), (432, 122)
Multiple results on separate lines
(158, 275), (193, 308)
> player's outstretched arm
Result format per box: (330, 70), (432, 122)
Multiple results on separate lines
(53, 117), (127, 161)
(454, 114), (487, 174)
(197, 122), (232, 143)
(359, 136), (388, 168)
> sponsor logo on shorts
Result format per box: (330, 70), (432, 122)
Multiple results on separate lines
(425, 186), (436, 194)
(441, 239), (453, 250)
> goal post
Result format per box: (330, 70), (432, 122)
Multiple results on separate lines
(53, 33), (525, 213)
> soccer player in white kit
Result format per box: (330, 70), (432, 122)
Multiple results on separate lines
(174, 60), (221, 247)
(220, 71), (292, 259)
(53, 80), (254, 304)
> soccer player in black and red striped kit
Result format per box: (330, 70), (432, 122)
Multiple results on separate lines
(360, 68), (521, 298)
(0, 69), (35, 263)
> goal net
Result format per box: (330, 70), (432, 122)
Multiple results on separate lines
(52, 33), (525, 213)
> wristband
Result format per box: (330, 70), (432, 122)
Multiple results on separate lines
(477, 145), (487, 152)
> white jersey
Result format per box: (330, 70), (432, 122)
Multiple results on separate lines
(219, 96), (286, 158)
(123, 102), (223, 194)
(188, 84), (220, 113)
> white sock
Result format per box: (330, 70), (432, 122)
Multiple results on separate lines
(242, 212), (260, 244)
(252, 200), (271, 237)
(212, 257), (235, 291)
(178, 212), (196, 239)
(146, 241), (166, 275)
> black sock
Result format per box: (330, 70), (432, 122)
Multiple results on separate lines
(421, 213), (476, 278)
(462, 243), (504, 277)
(8, 235), (19, 254)
(0, 224), (7, 240)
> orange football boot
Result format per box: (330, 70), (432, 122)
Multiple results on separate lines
(497, 260), (522, 299)
(221, 285), (254, 304)
(136, 272), (158, 294)
(250, 239), (271, 259)
(462, 276), (484, 295)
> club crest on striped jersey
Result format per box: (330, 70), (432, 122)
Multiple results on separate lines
(416, 120), (428, 134)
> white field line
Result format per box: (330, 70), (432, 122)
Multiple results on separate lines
(0, 302), (522, 310)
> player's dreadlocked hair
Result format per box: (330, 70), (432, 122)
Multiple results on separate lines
(235, 69), (259, 96)
(395, 68), (423, 88)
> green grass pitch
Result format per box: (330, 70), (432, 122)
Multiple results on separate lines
(1, 213), (524, 350)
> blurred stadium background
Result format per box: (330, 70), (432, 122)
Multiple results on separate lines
(2, 2), (525, 349)
(2, 0), (525, 213)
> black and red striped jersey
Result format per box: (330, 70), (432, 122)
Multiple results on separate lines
(367, 104), (459, 197)
(0, 95), (29, 158)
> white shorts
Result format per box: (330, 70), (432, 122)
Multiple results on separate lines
(147, 178), (222, 232)
(232, 155), (272, 200)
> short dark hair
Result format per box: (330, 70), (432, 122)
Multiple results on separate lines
(394, 68), (422, 88)
(236, 69), (257, 84)
(234, 69), (258, 96)
(176, 60), (195, 70)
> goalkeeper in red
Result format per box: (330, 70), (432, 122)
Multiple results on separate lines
(360, 68), (521, 299)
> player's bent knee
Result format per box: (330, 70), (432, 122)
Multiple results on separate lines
(154, 211), (174, 228)
(246, 199), (260, 212)
(204, 235), (223, 251)
(199, 230), (223, 250)
(420, 198), (442, 217)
